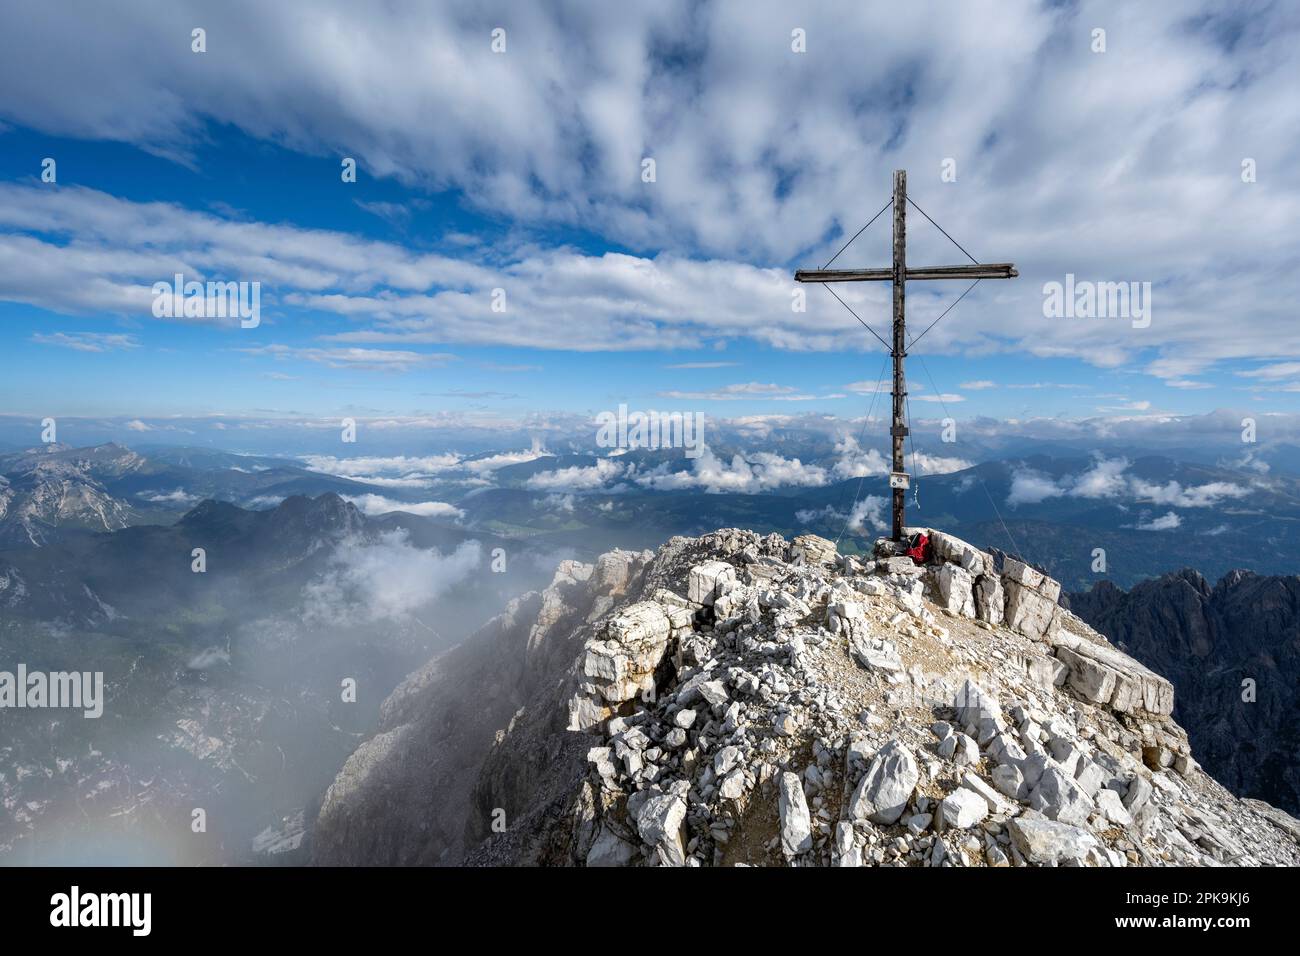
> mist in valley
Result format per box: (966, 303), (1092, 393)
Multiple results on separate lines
(0, 504), (573, 865)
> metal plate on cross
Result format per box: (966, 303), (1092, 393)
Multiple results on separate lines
(889, 472), (910, 490)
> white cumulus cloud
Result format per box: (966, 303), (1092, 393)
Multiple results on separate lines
(343, 494), (464, 519)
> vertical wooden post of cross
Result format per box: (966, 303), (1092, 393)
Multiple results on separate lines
(890, 169), (908, 542)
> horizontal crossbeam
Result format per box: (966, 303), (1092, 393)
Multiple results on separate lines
(795, 263), (1017, 283)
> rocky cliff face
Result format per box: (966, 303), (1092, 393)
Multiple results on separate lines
(1069, 569), (1300, 816)
(312, 552), (652, 865)
(314, 528), (1300, 867)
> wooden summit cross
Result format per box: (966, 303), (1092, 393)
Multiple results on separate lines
(795, 169), (1017, 543)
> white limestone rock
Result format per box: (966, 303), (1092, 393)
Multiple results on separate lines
(1050, 630), (1175, 718)
(927, 530), (988, 575)
(939, 787), (989, 830)
(848, 633), (905, 675)
(587, 746), (618, 786)
(906, 812), (933, 835)
(1003, 557), (1060, 602)
(1074, 759), (1108, 798)
(935, 563), (976, 618)
(952, 733), (981, 767)
(698, 679), (730, 709)
(587, 826), (639, 867)
(1003, 579), (1059, 641)
(954, 678), (1004, 738)
(592, 550), (637, 595)
(827, 599), (867, 637)
(1096, 787), (1134, 827)
(992, 762), (1029, 802)
(541, 530), (1300, 871)
(713, 745), (743, 777)
(779, 772), (813, 857)
(847, 740), (919, 825)
(571, 601), (676, 728)
(790, 534), (838, 566)
(833, 821), (862, 867)
(635, 783), (689, 867)
(960, 770), (1014, 815)
(1123, 775), (1153, 813)
(568, 693), (609, 733)
(1025, 653), (1069, 689)
(1008, 813), (1099, 865)
(688, 560), (737, 606)
(719, 768), (746, 801)
(831, 602), (905, 674)
(1029, 763), (1096, 827)
(974, 573), (1004, 624)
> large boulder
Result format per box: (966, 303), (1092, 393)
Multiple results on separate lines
(688, 560), (737, 606)
(1028, 763), (1096, 827)
(634, 782), (689, 867)
(974, 573), (1004, 624)
(588, 602), (672, 700)
(790, 534), (838, 567)
(569, 601), (679, 730)
(927, 530), (988, 575)
(1003, 557), (1061, 601)
(1049, 629), (1175, 717)
(954, 678), (1004, 739)
(1008, 813), (1100, 865)
(847, 740), (919, 825)
(935, 563), (976, 617)
(1002, 558), (1062, 641)
(1004, 581), (1058, 639)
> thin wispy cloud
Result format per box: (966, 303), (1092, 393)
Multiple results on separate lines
(31, 331), (139, 352)
(236, 344), (457, 372)
(664, 361), (740, 369)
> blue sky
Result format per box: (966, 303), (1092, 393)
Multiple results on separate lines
(0, 0), (1297, 447)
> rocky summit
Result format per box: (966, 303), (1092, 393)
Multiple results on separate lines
(314, 528), (1300, 867)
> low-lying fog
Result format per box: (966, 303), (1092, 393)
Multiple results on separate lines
(0, 527), (572, 865)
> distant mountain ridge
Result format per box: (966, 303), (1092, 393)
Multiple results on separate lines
(7, 439), (1300, 595)
(1069, 569), (1300, 815)
(0, 443), (144, 546)
(0, 442), (454, 548)
(0, 491), (492, 626)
